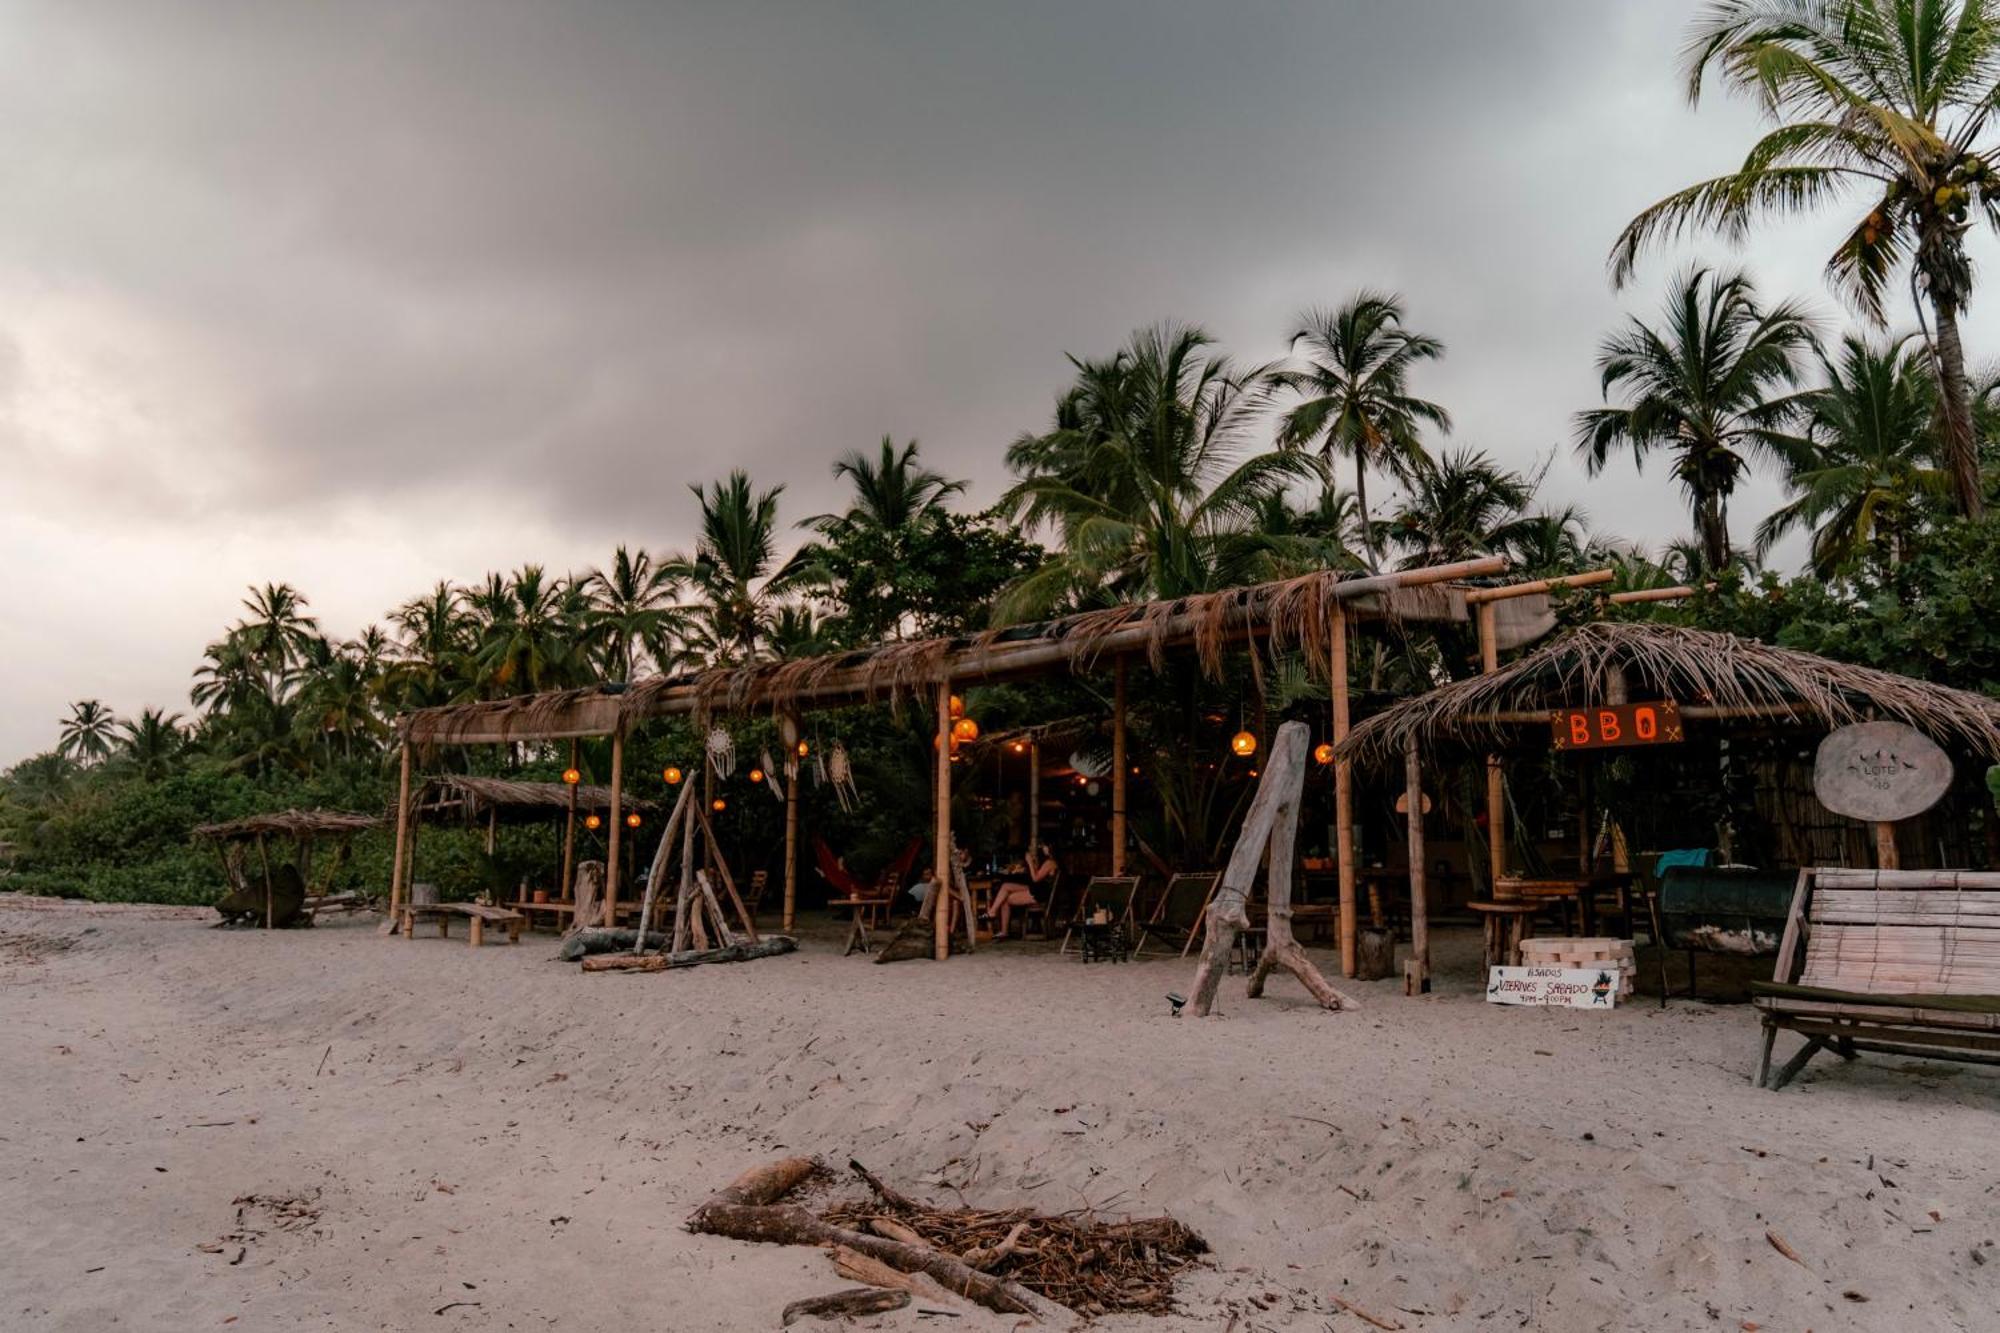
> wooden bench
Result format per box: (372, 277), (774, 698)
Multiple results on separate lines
(399, 901), (526, 948)
(1753, 868), (2000, 1089)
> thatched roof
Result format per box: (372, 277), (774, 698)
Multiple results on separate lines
(402, 560), (1507, 747)
(413, 774), (656, 823)
(194, 809), (380, 841)
(1338, 621), (2000, 767)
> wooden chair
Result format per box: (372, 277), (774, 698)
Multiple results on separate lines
(1134, 872), (1219, 958)
(741, 869), (769, 925)
(1059, 875), (1141, 955)
(1753, 868), (2000, 1090)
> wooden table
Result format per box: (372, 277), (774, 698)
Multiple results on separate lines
(509, 899), (649, 931)
(830, 895), (890, 955)
(399, 902), (526, 948)
(1468, 900), (1544, 969)
(1497, 874), (1633, 937)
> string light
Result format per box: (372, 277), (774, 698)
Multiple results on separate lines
(624, 812), (641, 828)
(795, 740), (809, 758)
(561, 767), (581, 785)
(711, 798), (727, 812)
(1230, 731), (1258, 757)
(748, 767), (765, 784)
(584, 814), (602, 831)
(1313, 743), (1335, 765)
(663, 766), (683, 785)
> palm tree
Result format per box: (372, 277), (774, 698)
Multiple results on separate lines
(585, 546), (680, 681)
(1380, 448), (1539, 569)
(805, 437), (966, 537)
(1757, 332), (1950, 575)
(117, 708), (185, 780)
(1503, 505), (1599, 576)
(1274, 294), (1450, 568)
(1576, 268), (1817, 572)
(239, 583), (322, 678)
(57, 700), (118, 765)
(1611, 0), (2000, 517)
(998, 323), (1319, 618)
(472, 566), (585, 695)
(296, 647), (384, 761)
(389, 582), (473, 709)
(191, 629), (268, 716)
(674, 471), (796, 663)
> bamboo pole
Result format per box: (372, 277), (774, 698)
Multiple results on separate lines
(1479, 601), (1507, 894)
(388, 742), (412, 920)
(1607, 585), (1696, 605)
(1332, 607), (1357, 977)
(1875, 822), (1901, 869)
(604, 725), (626, 926)
(782, 716), (800, 933)
(1112, 656), (1128, 877)
(560, 739), (578, 901)
(1403, 732), (1429, 995)
(1027, 740), (1040, 853)
(934, 679), (953, 962)
(1461, 568), (1615, 604)
(484, 807), (498, 856)
(256, 832), (274, 929)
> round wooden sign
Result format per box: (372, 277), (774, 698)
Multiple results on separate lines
(1813, 721), (1953, 823)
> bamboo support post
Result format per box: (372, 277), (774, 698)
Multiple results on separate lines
(1112, 656), (1128, 877)
(1875, 821), (1901, 869)
(1478, 601), (1507, 893)
(1332, 607), (1357, 977)
(256, 832), (274, 929)
(560, 739), (579, 899)
(1027, 740), (1040, 852)
(782, 714), (800, 933)
(604, 725), (626, 926)
(933, 679), (952, 962)
(388, 742), (412, 921)
(1460, 567), (1616, 604)
(1403, 733), (1430, 995)
(632, 777), (697, 952)
(692, 795), (759, 942)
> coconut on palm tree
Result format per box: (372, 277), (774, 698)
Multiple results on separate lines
(57, 700), (119, 765)
(1611, 0), (2000, 517)
(1757, 332), (1951, 575)
(998, 323), (1320, 618)
(1274, 293), (1450, 569)
(1576, 267), (1818, 572)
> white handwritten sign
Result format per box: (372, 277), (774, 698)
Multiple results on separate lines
(1485, 965), (1621, 1008)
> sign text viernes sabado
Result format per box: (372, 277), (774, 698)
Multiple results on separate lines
(1486, 965), (1621, 1008)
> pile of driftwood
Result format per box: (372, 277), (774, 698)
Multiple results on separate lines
(686, 1157), (1207, 1325)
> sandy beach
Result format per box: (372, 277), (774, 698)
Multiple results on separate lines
(2, 895), (1994, 1332)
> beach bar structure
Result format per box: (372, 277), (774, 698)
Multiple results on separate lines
(1336, 620), (2000, 987)
(394, 774), (653, 907)
(194, 808), (379, 928)
(390, 559), (1568, 967)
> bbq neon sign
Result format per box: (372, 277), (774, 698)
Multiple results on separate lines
(1549, 701), (1683, 751)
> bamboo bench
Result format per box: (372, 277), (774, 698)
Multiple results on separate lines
(1752, 868), (2000, 1089)
(398, 901), (526, 948)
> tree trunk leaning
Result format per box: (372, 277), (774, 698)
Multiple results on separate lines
(1932, 292), (1986, 519)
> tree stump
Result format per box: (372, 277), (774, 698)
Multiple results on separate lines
(1355, 927), (1395, 980)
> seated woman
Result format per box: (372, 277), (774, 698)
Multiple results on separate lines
(985, 844), (1058, 938)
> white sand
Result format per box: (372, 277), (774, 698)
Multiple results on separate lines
(2, 894), (1995, 1331)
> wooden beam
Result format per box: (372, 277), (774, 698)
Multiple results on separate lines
(1461, 568), (1615, 604)
(1607, 584), (1696, 605)
(1111, 656), (1128, 877)
(1875, 821), (1901, 870)
(934, 679), (953, 962)
(1479, 601), (1506, 892)
(782, 714), (800, 933)
(1332, 606), (1357, 978)
(1404, 732), (1429, 995)
(388, 742), (412, 920)
(604, 725), (625, 926)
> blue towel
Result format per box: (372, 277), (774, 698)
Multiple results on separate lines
(1653, 848), (1711, 877)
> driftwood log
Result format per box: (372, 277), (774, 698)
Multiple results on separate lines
(574, 937), (797, 970)
(686, 1158), (1071, 1323)
(780, 1289), (909, 1325)
(1190, 721), (1357, 1016)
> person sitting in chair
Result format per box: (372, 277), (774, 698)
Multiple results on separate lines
(985, 844), (1058, 938)
(907, 866), (937, 910)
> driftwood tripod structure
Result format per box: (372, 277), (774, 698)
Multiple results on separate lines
(626, 774), (761, 956)
(1188, 721), (1358, 1016)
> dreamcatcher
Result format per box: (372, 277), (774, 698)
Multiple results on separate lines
(828, 739), (859, 812)
(705, 725), (736, 778)
(759, 748), (785, 801)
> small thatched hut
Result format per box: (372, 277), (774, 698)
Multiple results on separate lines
(194, 809), (380, 928)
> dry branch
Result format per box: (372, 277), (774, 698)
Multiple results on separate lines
(780, 1289), (909, 1325)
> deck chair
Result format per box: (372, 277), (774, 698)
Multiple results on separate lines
(1133, 872), (1219, 958)
(740, 869), (769, 924)
(1059, 875), (1140, 955)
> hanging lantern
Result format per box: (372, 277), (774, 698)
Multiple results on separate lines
(561, 767), (582, 786)
(1009, 740), (1027, 754)
(748, 767), (765, 784)
(625, 812), (642, 828)
(795, 740), (809, 758)
(951, 717), (979, 743)
(663, 766), (683, 785)
(711, 797), (727, 812)
(1313, 743), (1335, 765)
(948, 694), (965, 719)
(1230, 731), (1258, 757)
(583, 813), (602, 831)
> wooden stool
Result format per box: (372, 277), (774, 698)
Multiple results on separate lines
(1468, 900), (1543, 969)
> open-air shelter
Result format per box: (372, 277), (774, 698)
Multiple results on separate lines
(401, 774), (654, 914)
(1336, 620), (2000, 986)
(389, 558), (1592, 967)
(194, 808), (379, 928)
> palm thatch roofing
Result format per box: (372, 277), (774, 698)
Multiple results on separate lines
(1338, 621), (2000, 767)
(401, 560), (1507, 747)
(413, 774), (655, 823)
(194, 809), (380, 841)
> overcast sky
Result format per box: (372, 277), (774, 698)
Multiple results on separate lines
(6, 1), (1999, 765)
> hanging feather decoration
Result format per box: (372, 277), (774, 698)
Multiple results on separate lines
(829, 740), (858, 813)
(705, 726), (736, 778)
(760, 748), (785, 801)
